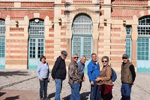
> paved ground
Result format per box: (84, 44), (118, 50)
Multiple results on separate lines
(0, 69), (150, 100)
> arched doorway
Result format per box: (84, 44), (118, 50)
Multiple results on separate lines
(0, 19), (5, 69)
(137, 16), (150, 72)
(28, 19), (45, 69)
(72, 14), (93, 70)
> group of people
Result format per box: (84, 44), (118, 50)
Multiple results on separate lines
(36, 51), (136, 100)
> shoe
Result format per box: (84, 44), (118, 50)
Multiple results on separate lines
(44, 98), (49, 100)
(40, 98), (44, 100)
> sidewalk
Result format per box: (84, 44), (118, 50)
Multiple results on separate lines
(0, 69), (150, 100)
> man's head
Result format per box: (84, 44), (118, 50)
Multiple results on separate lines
(72, 54), (79, 63)
(122, 54), (129, 63)
(91, 53), (97, 63)
(80, 56), (86, 64)
(61, 50), (67, 60)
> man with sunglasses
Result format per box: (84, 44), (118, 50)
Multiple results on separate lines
(52, 50), (67, 100)
(121, 54), (136, 100)
(68, 54), (81, 100)
(87, 53), (100, 100)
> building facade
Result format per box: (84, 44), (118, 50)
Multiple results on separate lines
(0, 0), (149, 72)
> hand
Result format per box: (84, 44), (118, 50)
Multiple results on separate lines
(52, 78), (54, 81)
(82, 76), (85, 82)
(91, 81), (94, 85)
(40, 78), (44, 81)
(48, 78), (50, 82)
(95, 77), (101, 82)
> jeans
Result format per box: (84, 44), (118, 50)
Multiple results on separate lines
(90, 81), (100, 100)
(70, 84), (80, 100)
(121, 83), (132, 100)
(55, 79), (62, 100)
(39, 78), (48, 99)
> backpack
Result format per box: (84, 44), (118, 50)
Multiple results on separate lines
(111, 68), (117, 82)
(106, 65), (117, 82)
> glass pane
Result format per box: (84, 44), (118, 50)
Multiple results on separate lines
(29, 19), (45, 36)
(72, 15), (92, 35)
(137, 38), (149, 60)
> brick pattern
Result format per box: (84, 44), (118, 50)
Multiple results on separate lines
(0, 10), (54, 21)
(21, 2), (54, 7)
(112, 0), (148, 6)
(111, 9), (141, 19)
(73, 0), (92, 3)
(45, 40), (54, 60)
(0, 2), (14, 7)
(6, 40), (27, 59)
(100, 0), (104, 4)
(61, 0), (66, 3)
(10, 28), (24, 32)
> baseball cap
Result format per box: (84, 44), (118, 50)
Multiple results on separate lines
(61, 50), (68, 56)
(122, 54), (128, 59)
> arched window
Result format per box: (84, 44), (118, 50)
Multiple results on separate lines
(137, 16), (150, 72)
(0, 19), (5, 69)
(72, 14), (93, 68)
(28, 19), (45, 69)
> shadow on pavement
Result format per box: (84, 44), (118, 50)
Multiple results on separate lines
(4, 95), (19, 100)
(48, 92), (55, 99)
(62, 92), (90, 100)
(62, 94), (71, 100)
(80, 92), (90, 100)
(0, 71), (29, 77)
(0, 76), (37, 90)
(0, 92), (6, 97)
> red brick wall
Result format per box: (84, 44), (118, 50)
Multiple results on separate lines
(112, 0), (148, 6)
(0, 2), (14, 7)
(73, 0), (92, 3)
(21, 2), (54, 7)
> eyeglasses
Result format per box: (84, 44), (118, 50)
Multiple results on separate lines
(102, 60), (107, 63)
(122, 57), (127, 59)
(74, 57), (79, 59)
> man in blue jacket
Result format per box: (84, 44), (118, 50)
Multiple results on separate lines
(88, 53), (100, 100)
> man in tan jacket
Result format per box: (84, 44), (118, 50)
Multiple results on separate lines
(68, 54), (81, 100)
(121, 54), (136, 100)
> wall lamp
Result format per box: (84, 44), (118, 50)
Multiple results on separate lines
(58, 18), (62, 26)
(123, 19), (126, 26)
(104, 18), (107, 26)
(51, 20), (54, 28)
(15, 20), (19, 27)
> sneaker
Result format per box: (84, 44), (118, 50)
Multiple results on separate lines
(40, 98), (44, 100)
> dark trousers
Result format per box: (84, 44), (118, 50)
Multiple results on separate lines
(90, 81), (100, 100)
(79, 74), (84, 91)
(39, 78), (48, 99)
(121, 84), (132, 100)
(101, 85), (112, 100)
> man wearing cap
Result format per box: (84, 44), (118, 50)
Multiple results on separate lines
(121, 54), (136, 100)
(52, 51), (67, 100)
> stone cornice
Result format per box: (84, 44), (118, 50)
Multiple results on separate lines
(54, 3), (100, 7)
(64, 8), (101, 15)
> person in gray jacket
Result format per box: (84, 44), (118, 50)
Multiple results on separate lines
(68, 54), (81, 100)
(36, 56), (50, 100)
